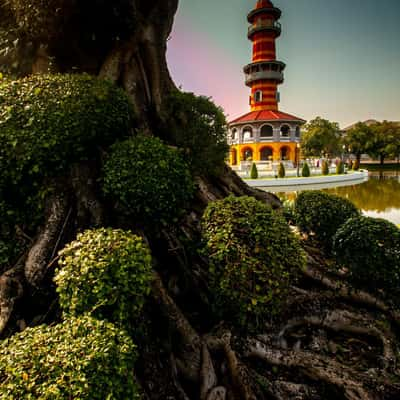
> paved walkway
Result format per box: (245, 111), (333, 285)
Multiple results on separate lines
(244, 170), (368, 192)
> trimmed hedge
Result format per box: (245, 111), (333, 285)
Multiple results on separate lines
(55, 228), (153, 331)
(333, 216), (400, 295)
(202, 195), (306, 328)
(102, 135), (194, 225)
(0, 316), (140, 399)
(0, 74), (133, 188)
(164, 91), (229, 175)
(295, 191), (360, 251)
(278, 162), (285, 178)
(301, 162), (310, 177)
(250, 162), (258, 179)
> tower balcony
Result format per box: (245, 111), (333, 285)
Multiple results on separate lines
(248, 20), (281, 39)
(243, 61), (285, 86)
(245, 70), (284, 86)
(247, 7), (281, 23)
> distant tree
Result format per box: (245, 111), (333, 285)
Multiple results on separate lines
(336, 160), (344, 175)
(367, 121), (400, 165)
(343, 122), (372, 164)
(321, 160), (329, 175)
(301, 117), (341, 157)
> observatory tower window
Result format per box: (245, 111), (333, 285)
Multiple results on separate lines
(254, 90), (263, 103)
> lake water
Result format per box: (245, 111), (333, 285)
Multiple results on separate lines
(279, 171), (400, 225)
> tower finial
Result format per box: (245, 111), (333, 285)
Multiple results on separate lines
(256, 0), (274, 9)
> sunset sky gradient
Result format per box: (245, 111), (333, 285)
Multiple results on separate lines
(167, 0), (400, 128)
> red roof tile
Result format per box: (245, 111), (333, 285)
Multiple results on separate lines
(229, 110), (306, 124)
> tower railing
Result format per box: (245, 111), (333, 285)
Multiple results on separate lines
(248, 20), (281, 37)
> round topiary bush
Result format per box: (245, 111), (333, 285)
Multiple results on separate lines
(55, 228), (153, 331)
(102, 135), (194, 225)
(294, 191), (360, 251)
(250, 162), (258, 179)
(0, 73), (133, 188)
(301, 162), (310, 177)
(164, 91), (229, 175)
(0, 316), (140, 399)
(278, 162), (285, 178)
(321, 160), (329, 175)
(333, 216), (400, 295)
(202, 195), (306, 328)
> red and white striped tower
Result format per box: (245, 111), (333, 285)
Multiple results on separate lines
(246, 0), (284, 112)
(228, 0), (305, 167)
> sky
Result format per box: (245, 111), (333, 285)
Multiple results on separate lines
(166, 0), (400, 129)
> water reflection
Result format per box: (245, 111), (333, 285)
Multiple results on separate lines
(280, 172), (400, 225)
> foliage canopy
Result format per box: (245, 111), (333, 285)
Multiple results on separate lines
(301, 117), (341, 157)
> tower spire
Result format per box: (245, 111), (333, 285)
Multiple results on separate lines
(245, 0), (284, 111)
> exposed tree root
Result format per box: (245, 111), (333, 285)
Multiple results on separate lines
(24, 191), (70, 287)
(303, 260), (400, 327)
(278, 309), (396, 371)
(151, 271), (201, 383)
(246, 339), (373, 400)
(0, 256), (25, 336)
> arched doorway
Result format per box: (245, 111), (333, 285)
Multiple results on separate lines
(280, 146), (290, 160)
(260, 146), (273, 161)
(241, 147), (253, 161)
(231, 148), (237, 165)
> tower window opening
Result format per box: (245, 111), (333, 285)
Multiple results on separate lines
(231, 128), (237, 139)
(280, 125), (290, 137)
(295, 126), (300, 137)
(260, 125), (273, 137)
(243, 126), (253, 141)
(254, 90), (263, 103)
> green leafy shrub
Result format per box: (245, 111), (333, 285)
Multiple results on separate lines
(0, 315), (140, 399)
(336, 160), (344, 174)
(250, 162), (258, 179)
(278, 162), (285, 178)
(294, 191), (360, 251)
(202, 195), (306, 328)
(301, 162), (310, 177)
(164, 91), (229, 175)
(0, 74), (133, 189)
(55, 228), (153, 331)
(102, 135), (194, 225)
(333, 216), (400, 295)
(321, 160), (329, 175)
(353, 159), (360, 170)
